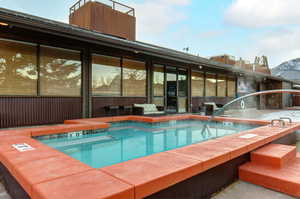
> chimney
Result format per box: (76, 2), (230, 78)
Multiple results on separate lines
(69, 0), (136, 41)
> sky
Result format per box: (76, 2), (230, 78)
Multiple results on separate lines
(1, 0), (300, 68)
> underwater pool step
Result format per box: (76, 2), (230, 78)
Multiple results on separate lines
(239, 144), (300, 197)
(48, 135), (116, 148)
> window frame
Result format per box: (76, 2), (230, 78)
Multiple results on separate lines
(39, 45), (83, 97)
(191, 70), (204, 97)
(0, 38), (38, 96)
(205, 73), (217, 97)
(91, 54), (122, 97)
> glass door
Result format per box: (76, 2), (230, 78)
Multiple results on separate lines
(166, 67), (177, 113)
(152, 64), (165, 107)
(152, 65), (188, 113)
(178, 69), (188, 113)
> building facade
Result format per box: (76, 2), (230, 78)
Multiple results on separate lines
(0, 2), (294, 128)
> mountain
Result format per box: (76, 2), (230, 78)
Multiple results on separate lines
(271, 58), (300, 82)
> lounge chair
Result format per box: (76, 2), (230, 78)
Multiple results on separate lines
(133, 104), (165, 116)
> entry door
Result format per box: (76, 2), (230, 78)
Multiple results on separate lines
(178, 68), (188, 113)
(166, 68), (177, 113)
(152, 65), (188, 113)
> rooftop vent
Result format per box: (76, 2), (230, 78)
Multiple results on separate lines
(69, 0), (136, 41)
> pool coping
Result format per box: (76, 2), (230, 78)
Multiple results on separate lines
(0, 115), (299, 199)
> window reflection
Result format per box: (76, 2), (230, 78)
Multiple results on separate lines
(123, 59), (146, 96)
(228, 77), (236, 97)
(153, 97), (164, 106)
(205, 73), (217, 97)
(40, 46), (81, 96)
(0, 40), (37, 95)
(178, 97), (187, 113)
(92, 55), (121, 96)
(191, 71), (204, 97)
(178, 70), (187, 97)
(217, 75), (226, 97)
(153, 64), (164, 97)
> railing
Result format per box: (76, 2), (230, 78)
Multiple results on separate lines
(69, 0), (135, 17)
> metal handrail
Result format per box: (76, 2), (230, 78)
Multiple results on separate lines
(280, 117), (292, 124)
(69, 0), (135, 17)
(270, 119), (286, 128)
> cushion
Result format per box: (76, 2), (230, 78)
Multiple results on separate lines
(144, 111), (164, 115)
(204, 102), (218, 110)
(134, 104), (158, 112)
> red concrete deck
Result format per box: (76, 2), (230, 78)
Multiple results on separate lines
(0, 115), (299, 199)
(239, 144), (300, 197)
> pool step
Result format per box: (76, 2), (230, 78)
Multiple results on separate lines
(239, 144), (300, 197)
(251, 144), (296, 168)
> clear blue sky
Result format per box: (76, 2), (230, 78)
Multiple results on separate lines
(1, 0), (299, 67)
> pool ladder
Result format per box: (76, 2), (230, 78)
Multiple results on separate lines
(270, 117), (292, 128)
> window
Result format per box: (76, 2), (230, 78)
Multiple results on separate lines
(178, 97), (187, 113)
(153, 97), (164, 106)
(152, 64), (164, 107)
(217, 75), (226, 97)
(92, 55), (121, 96)
(228, 77), (236, 97)
(122, 59), (146, 96)
(205, 73), (216, 97)
(40, 46), (82, 96)
(178, 70), (188, 97)
(178, 69), (187, 113)
(0, 39), (37, 95)
(178, 69), (187, 97)
(191, 71), (204, 97)
(153, 64), (164, 97)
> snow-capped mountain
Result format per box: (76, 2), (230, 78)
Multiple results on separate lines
(272, 58), (300, 82)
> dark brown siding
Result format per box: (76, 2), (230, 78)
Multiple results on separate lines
(293, 95), (300, 106)
(92, 97), (146, 117)
(0, 97), (82, 128)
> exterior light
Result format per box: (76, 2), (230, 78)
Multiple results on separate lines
(0, 22), (8, 26)
(198, 65), (203, 69)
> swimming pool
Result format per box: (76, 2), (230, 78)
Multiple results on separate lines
(35, 119), (259, 168)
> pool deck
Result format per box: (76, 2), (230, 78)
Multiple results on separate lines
(0, 115), (299, 199)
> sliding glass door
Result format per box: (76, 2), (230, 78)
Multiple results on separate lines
(152, 65), (188, 113)
(166, 67), (177, 113)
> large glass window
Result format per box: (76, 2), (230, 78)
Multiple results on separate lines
(123, 59), (146, 96)
(205, 73), (216, 97)
(40, 46), (81, 96)
(191, 71), (204, 97)
(153, 64), (164, 97)
(228, 77), (236, 97)
(92, 55), (121, 96)
(217, 75), (226, 97)
(0, 40), (37, 95)
(178, 69), (187, 97)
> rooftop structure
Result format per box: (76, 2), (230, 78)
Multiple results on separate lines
(210, 54), (271, 75)
(69, 0), (136, 40)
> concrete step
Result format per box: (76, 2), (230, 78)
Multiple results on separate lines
(239, 157), (300, 198)
(251, 144), (296, 168)
(239, 144), (300, 197)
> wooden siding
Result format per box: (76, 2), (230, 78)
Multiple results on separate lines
(0, 97), (82, 128)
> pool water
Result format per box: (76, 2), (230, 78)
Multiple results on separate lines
(35, 120), (259, 168)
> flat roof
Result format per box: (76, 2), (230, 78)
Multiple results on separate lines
(0, 7), (295, 84)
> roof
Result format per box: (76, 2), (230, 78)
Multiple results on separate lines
(0, 7), (295, 84)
